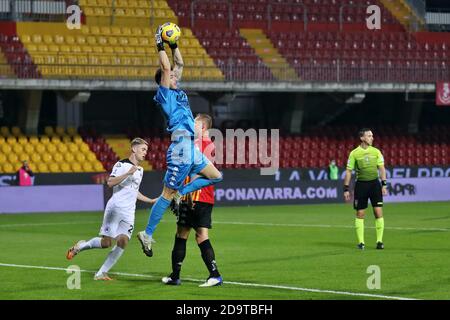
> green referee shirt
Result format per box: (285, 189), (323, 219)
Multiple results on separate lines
(346, 146), (384, 181)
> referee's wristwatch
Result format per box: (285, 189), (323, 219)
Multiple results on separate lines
(381, 180), (387, 187)
(343, 185), (350, 192)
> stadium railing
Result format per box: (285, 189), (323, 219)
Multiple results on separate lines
(0, 0), (78, 22)
(2, 60), (449, 82)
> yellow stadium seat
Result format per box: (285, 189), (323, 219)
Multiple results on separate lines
(1, 163), (14, 173)
(83, 7), (94, 16)
(52, 35), (64, 44)
(35, 144), (46, 154)
(108, 37), (118, 45)
(83, 162), (94, 172)
(82, 46), (93, 53)
(31, 34), (42, 43)
(21, 34), (31, 44)
(68, 143), (78, 153)
(17, 136), (28, 145)
(43, 35), (53, 44)
(42, 153), (52, 163)
(73, 136), (83, 144)
(76, 153), (86, 162)
(37, 44), (48, 52)
(0, 153), (6, 163)
(60, 163), (71, 172)
(62, 135), (72, 143)
(66, 36), (75, 44)
(94, 162), (105, 172)
(64, 153), (75, 162)
(51, 136), (61, 144)
(44, 126), (54, 136)
(71, 162), (83, 172)
(13, 144), (24, 154)
(86, 153), (97, 162)
(0, 136), (5, 144)
(90, 26), (100, 35)
(8, 153), (18, 163)
(93, 46), (103, 54)
(31, 153), (41, 163)
(1, 126), (10, 136)
(11, 126), (21, 136)
(53, 153), (64, 163)
(100, 26), (111, 35)
(40, 136), (50, 144)
(79, 144), (90, 153)
(49, 163), (60, 173)
(58, 144), (68, 154)
(23, 144), (34, 154)
(28, 136), (38, 144)
(6, 136), (16, 144)
(38, 163), (49, 173)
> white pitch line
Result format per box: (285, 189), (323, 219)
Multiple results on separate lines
(0, 219), (448, 232)
(0, 262), (417, 300)
(212, 221), (450, 232)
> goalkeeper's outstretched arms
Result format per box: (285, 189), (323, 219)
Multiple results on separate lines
(155, 25), (171, 88)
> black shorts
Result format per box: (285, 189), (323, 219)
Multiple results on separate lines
(176, 202), (213, 229)
(353, 179), (383, 210)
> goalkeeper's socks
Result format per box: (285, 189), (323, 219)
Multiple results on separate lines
(145, 196), (171, 236)
(79, 237), (102, 251)
(97, 245), (124, 275)
(355, 218), (365, 245)
(199, 239), (220, 278)
(171, 236), (187, 280)
(375, 217), (384, 243)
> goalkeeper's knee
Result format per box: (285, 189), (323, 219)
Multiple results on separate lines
(210, 172), (223, 184)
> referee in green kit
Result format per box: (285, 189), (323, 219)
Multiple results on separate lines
(343, 128), (387, 250)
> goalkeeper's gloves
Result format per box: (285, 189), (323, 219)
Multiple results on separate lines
(155, 25), (164, 52)
(169, 42), (178, 50)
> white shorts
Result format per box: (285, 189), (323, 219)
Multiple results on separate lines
(99, 201), (135, 239)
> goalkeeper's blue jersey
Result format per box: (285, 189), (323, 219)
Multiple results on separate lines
(154, 85), (195, 137)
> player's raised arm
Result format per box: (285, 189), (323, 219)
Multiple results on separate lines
(171, 45), (184, 81)
(155, 26), (171, 88)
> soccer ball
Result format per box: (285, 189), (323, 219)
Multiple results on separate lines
(160, 22), (181, 45)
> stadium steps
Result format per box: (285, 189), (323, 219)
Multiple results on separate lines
(105, 137), (153, 170)
(239, 29), (299, 81)
(378, 0), (425, 30)
(0, 126), (105, 173)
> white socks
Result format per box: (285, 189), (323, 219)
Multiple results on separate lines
(79, 237), (103, 251)
(96, 246), (124, 276)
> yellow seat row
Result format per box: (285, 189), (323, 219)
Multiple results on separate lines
(82, 7), (175, 18)
(22, 34), (201, 50)
(0, 161), (104, 173)
(79, 0), (169, 9)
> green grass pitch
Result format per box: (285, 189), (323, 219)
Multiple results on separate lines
(0, 202), (449, 300)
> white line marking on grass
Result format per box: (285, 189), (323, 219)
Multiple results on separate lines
(211, 221), (450, 232)
(0, 262), (418, 300)
(0, 220), (447, 232)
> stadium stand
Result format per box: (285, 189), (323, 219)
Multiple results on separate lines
(0, 126), (105, 173)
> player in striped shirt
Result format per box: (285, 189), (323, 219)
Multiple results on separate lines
(162, 114), (223, 287)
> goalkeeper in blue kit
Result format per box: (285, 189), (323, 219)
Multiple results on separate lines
(137, 26), (223, 257)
